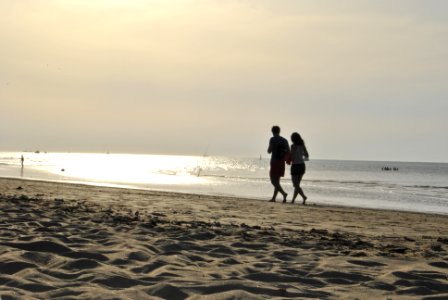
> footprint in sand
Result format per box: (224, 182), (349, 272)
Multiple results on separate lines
(347, 259), (386, 267)
(392, 270), (448, 296)
(0, 260), (36, 275)
(429, 261), (448, 269)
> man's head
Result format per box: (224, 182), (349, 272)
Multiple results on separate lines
(271, 125), (280, 135)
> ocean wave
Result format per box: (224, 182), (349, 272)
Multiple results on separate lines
(404, 185), (448, 190)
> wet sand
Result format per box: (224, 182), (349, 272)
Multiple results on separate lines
(1, 177), (447, 299)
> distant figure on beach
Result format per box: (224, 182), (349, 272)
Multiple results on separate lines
(289, 132), (309, 205)
(382, 166), (399, 172)
(267, 126), (289, 202)
(20, 155), (24, 168)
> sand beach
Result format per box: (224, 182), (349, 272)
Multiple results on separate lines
(0, 177), (447, 299)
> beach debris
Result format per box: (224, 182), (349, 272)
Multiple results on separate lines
(379, 244), (410, 255)
(437, 237), (448, 244)
(429, 261), (448, 269)
(353, 239), (374, 249)
(112, 215), (133, 224)
(351, 251), (368, 257)
(389, 247), (409, 254)
(310, 228), (328, 235)
(152, 212), (167, 217)
(430, 243), (443, 252)
(16, 186), (23, 190)
(145, 218), (159, 228)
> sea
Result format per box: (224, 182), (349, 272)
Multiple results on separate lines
(0, 152), (447, 215)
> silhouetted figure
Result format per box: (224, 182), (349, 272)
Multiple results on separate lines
(289, 132), (309, 204)
(20, 155), (24, 168)
(382, 166), (399, 172)
(267, 126), (289, 202)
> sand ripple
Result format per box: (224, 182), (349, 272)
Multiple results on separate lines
(1, 179), (448, 299)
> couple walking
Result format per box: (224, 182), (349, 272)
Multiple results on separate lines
(268, 125), (309, 204)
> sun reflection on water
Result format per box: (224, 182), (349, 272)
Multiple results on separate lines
(41, 153), (208, 185)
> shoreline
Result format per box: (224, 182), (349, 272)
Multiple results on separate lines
(1, 177), (448, 299)
(2, 175), (447, 217)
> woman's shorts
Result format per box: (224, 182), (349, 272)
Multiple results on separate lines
(291, 163), (306, 176)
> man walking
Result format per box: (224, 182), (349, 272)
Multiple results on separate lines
(267, 125), (289, 202)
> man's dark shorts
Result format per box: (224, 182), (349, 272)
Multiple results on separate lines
(270, 160), (285, 178)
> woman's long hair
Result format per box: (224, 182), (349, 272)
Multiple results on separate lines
(291, 132), (305, 146)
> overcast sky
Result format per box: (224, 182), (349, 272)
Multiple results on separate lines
(1, 0), (447, 162)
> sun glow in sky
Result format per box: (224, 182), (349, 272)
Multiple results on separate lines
(1, 0), (448, 162)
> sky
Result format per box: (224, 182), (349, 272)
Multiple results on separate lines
(1, 0), (447, 162)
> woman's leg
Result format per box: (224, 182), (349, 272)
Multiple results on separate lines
(291, 175), (300, 203)
(296, 173), (307, 204)
(292, 165), (307, 204)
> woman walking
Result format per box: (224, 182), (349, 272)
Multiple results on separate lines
(290, 132), (309, 204)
